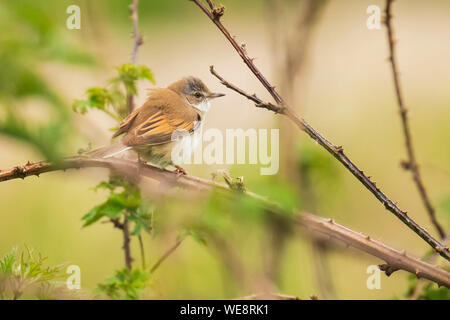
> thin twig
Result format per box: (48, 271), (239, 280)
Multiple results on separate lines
(138, 235), (146, 269)
(384, 0), (445, 239)
(210, 66), (283, 113)
(205, 0), (215, 10)
(111, 0), (144, 268)
(1, 157), (449, 286)
(110, 217), (133, 269)
(122, 218), (133, 269)
(128, 0), (143, 113)
(189, 0), (449, 259)
(150, 238), (184, 274)
(130, 0), (143, 64)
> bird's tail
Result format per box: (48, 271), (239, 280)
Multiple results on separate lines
(88, 141), (132, 159)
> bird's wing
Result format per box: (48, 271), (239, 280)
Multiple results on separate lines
(119, 92), (201, 147)
(112, 109), (139, 138)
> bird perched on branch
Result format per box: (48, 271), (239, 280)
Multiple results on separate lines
(91, 77), (224, 174)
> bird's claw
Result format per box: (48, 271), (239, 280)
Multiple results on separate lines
(174, 165), (187, 176)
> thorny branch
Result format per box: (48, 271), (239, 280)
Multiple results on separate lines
(110, 217), (133, 269)
(384, 0), (445, 239)
(190, 0), (450, 261)
(0, 157), (449, 288)
(210, 66), (283, 113)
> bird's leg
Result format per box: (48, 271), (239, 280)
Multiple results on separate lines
(174, 165), (187, 176)
(137, 154), (145, 178)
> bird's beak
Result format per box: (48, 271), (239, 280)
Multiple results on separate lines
(207, 92), (225, 99)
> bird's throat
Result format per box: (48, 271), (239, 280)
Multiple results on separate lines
(193, 99), (211, 113)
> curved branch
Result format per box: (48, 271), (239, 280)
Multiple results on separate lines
(384, 0), (445, 239)
(189, 0), (450, 261)
(1, 157), (449, 287)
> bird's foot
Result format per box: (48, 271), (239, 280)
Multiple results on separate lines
(174, 165), (187, 176)
(136, 155), (147, 179)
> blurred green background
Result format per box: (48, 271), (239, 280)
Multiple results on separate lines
(0, 0), (449, 299)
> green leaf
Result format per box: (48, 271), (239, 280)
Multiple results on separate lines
(422, 285), (450, 300)
(0, 247), (17, 274)
(102, 199), (125, 219)
(129, 202), (152, 236)
(97, 268), (150, 300)
(82, 206), (104, 227)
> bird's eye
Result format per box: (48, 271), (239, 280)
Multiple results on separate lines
(194, 92), (203, 98)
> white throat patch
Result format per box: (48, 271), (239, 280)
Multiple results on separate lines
(193, 99), (211, 113)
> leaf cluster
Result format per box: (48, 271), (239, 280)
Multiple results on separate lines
(73, 63), (155, 121)
(82, 175), (152, 237)
(0, 1), (95, 161)
(0, 246), (65, 300)
(97, 268), (150, 300)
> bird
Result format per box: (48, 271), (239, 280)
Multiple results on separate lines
(91, 76), (225, 174)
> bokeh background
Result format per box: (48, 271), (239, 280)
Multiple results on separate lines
(0, 0), (449, 299)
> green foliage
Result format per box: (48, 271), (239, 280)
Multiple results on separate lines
(112, 63), (155, 96)
(72, 40), (155, 299)
(0, 1), (95, 160)
(73, 63), (155, 121)
(0, 246), (65, 300)
(82, 176), (152, 236)
(97, 268), (150, 300)
(405, 274), (450, 300)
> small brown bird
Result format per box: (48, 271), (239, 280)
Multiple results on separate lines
(94, 77), (224, 173)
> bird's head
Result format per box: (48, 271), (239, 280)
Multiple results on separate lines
(168, 76), (225, 112)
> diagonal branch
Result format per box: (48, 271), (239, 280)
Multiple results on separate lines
(150, 238), (184, 274)
(210, 65), (283, 113)
(384, 0), (445, 239)
(0, 157), (449, 287)
(189, 0), (450, 261)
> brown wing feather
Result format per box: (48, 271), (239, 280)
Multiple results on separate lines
(112, 110), (139, 138)
(119, 88), (200, 147)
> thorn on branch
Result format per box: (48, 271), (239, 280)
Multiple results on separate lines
(205, 0), (215, 10)
(333, 145), (344, 153)
(379, 264), (399, 276)
(400, 160), (412, 170)
(13, 166), (27, 179)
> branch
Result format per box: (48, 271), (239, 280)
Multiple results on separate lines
(150, 238), (184, 274)
(384, 0), (445, 239)
(130, 0), (143, 64)
(128, 0), (144, 112)
(110, 217), (133, 269)
(1, 157), (449, 287)
(299, 214), (449, 288)
(190, 0), (450, 261)
(210, 66), (283, 113)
